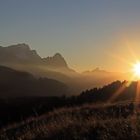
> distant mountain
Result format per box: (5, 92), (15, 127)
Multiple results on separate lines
(0, 44), (42, 64)
(83, 67), (109, 75)
(83, 67), (130, 80)
(0, 44), (73, 69)
(0, 43), (131, 95)
(0, 65), (69, 97)
(0, 43), (76, 82)
(43, 53), (68, 68)
(42, 53), (76, 75)
(0, 43), (75, 69)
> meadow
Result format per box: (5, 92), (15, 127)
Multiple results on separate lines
(1, 101), (140, 140)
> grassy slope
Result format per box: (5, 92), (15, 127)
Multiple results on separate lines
(1, 101), (140, 140)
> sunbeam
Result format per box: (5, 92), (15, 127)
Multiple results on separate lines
(109, 81), (128, 103)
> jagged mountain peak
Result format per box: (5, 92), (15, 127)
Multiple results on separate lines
(0, 43), (75, 74)
(0, 43), (41, 63)
(53, 53), (63, 58)
(6, 43), (30, 51)
(43, 53), (68, 68)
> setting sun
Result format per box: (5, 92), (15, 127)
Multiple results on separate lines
(133, 62), (140, 77)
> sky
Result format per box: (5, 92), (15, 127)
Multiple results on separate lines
(1, 0), (140, 72)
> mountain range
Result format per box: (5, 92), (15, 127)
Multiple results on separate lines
(0, 65), (69, 97)
(0, 43), (71, 70)
(0, 43), (130, 95)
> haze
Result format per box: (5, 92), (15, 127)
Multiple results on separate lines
(1, 0), (140, 72)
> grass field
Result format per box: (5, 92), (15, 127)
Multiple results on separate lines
(1, 101), (140, 140)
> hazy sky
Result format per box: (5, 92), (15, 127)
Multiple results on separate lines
(1, 0), (140, 72)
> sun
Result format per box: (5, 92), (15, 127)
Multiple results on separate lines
(133, 62), (140, 77)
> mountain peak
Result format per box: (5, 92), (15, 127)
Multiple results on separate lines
(0, 43), (41, 63)
(43, 53), (68, 68)
(53, 53), (63, 58)
(92, 67), (108, 73)
(7, 43), (30, 51)
(83, 67), (109, 74)
(0, 43), (74, 73)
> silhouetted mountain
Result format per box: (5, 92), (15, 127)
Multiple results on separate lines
(83, 67), (110, 76)
(43, 53), (68, 68)
(0, 44), (72, 70)
(0, 44), (42, 64)
(42, 53), (76, 75)
(0, 43), (131, 95)
(0, 44), (76, 83)
(0, 65), (69, 97)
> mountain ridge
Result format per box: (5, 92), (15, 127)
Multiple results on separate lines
(0, 43), (131, 94)
(0, 65), (69, 97)
(0, 44), (71, 69)
(43, 53), (68, 68)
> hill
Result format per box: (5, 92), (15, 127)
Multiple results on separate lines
(0, 80), (139, 139)
(79, 80), (138, 103)
(0, 65), (69, 97)
(0, 101), (139, 140)
(0, 80), (139, 133)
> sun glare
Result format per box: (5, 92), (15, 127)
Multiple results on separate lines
(133, 62), (140, 77)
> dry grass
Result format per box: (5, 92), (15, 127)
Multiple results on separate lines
(0, 101), (140, 140)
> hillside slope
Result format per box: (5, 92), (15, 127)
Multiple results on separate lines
(0, 65), (69, 97)
(0, 101), (139, 140)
